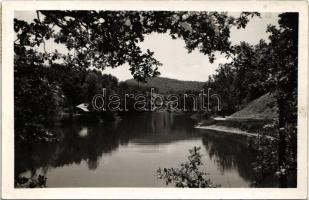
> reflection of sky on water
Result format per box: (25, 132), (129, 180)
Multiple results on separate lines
(16, 112), (260, 187)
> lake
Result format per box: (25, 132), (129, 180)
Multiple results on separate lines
(16, 111), (260, 188)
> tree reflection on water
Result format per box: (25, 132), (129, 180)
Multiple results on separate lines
(15, 112), (261, 187)
(201, 131), (256, 182)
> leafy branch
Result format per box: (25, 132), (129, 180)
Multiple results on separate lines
(157, 146), (218, 188)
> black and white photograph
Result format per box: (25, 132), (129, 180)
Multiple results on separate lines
(2, 0), (308, 199)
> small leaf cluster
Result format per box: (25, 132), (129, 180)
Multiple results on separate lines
(157, 146), (217, 188)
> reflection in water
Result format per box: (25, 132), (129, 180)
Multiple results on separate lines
(78, 127), (89, 138)
(15, 112), (268, 187)
(201, 132), (255, 183)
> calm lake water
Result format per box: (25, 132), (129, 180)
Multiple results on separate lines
(16, 111), (260, 187)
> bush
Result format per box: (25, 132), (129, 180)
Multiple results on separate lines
(157, 146), (218, 188)
(249, 120), (297, 187)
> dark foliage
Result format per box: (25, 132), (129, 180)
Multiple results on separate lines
(157, 146), (217, 188)
(15, 175), (47, 188)
(204, 13), (298, 187)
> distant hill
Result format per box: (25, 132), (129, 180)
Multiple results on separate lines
(228, 93), (278, 120)
(124, 77), (205, 93)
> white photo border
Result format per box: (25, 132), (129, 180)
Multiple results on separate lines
(2, 0), (308, 199)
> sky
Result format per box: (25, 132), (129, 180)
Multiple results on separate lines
(15, 12), (279, 82)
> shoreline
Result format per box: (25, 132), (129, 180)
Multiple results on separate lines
(194, 124), (274, 139)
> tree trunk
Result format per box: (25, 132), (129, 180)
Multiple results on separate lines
(277, 97), (288, 188)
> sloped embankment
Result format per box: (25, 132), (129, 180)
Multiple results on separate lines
(228, 93), (278, 120)
(196, 93), (278, 136)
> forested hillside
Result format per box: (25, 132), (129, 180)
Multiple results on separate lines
(125, 77), (205, 93)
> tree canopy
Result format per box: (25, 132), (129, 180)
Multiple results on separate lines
(14, 11), (259, 81)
